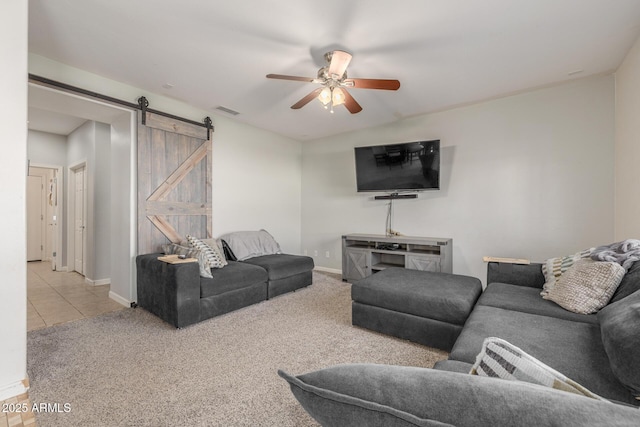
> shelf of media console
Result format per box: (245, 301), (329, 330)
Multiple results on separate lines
(341, 233), (453, 282)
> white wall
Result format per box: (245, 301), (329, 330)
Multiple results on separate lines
(211, 118), (302, 253)
(615, 34), (640, 240)
(94, 122), (112, 281)
(0, 0), (28, 401)
(29, 54), (304, 254)
(67, 121), (112, 283)
(110, 112), (136, 302)
(28, 130), (68, 264)
(302, 76), (615, 282)
(27, 130), (67, 165)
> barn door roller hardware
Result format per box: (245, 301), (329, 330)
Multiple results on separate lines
(137, 96), (150, 125)
(204, 116), (213, 140)
(136, 96), (214, 138)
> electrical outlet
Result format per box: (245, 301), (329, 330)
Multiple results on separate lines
(325, 251), (330, 258)
(303, 249), (307, 256)
(313, 250), (318, 257)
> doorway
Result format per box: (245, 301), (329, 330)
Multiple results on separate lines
(26, 165), (63, 269)
(70, 163), (87, 275)
(28, 82), (137, 304)
(26, 174), (45, 262)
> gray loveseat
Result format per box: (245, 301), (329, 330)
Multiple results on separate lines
(136, 231), (314, 328)
(280, 260), (640, 426)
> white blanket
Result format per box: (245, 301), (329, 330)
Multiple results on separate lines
(218, 230), (282, 261)
(591, 239), (640, 272)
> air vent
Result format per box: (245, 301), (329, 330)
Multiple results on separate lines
(215, 106), (240, 116)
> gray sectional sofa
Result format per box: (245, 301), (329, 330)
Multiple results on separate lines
(280, 260), (640, 426)
(136, 231), (314, 328)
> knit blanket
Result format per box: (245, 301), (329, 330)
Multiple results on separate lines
(591, 239), (640, 272)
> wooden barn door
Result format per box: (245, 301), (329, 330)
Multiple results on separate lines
(137, 112), (212, 254)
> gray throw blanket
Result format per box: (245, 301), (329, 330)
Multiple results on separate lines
(591, 239), (640, 271)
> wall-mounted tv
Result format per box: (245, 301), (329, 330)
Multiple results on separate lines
(354, 140), (440, 193)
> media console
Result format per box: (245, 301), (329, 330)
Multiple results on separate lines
(341, 233), (452, 282)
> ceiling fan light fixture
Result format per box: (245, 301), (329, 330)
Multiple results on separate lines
(267, 49), (399, 114)
(318, 87), (332, 105)
(332, 87), (346, 106)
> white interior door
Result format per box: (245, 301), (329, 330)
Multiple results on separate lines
(49, 170), (59, 270)
(74, 166), (86, 274)
(27, 175), (44, 261)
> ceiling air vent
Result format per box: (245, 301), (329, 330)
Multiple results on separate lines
(215, 106), (240, 116)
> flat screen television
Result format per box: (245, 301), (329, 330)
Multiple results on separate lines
(354, 140), (440, 193)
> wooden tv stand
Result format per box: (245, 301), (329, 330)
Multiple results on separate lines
(341, 234), (452, 282)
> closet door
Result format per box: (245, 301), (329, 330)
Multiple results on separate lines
(137, 112), (212, 254)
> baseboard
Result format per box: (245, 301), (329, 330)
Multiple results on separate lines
(109, 291), (130, 307)
(314, 266), (342, 275)
(0, 378), (29, 401)
(85, 277), (111, 286)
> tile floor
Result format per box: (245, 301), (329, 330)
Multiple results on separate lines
(27, 261), (124, 331)
(0, 392), (35, 427)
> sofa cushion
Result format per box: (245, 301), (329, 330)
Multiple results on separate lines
(449, 306), (637, 405)
(278, 364), (640, 427)
(242, 254), (314, 281)
(432, 359), (473, 374)
(199, 261), (268, 298)
(543, 260), (625, 314)
(351, 268), (482, 326)
(598, 290), (640, 400)
(218, 230), (282, 261)
(486, 262), (545, 289)
(477, 283), (598, 324)
(470, 337), (605, 400)
(541, 247), (594, 297)
(611, 260), (640, 303)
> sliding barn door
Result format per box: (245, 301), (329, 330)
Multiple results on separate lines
(137, 112), (212, 254)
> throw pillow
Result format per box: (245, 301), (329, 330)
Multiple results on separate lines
(540, 247), (595, 297)
(218, 239), (237, 261)
(470, 337), (605, 400)
(162, 243), (213, 279)
(542, 259), (625, 314)
(598, 290), (640, 400)
(186, 235), (227, 269)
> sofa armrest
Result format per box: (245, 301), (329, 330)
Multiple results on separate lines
(279, 364), (640, 427)
(487, 261), (545, 288)
(136, 253), (201, 328)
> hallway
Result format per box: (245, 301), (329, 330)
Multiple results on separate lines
(27, 262), (124, 331)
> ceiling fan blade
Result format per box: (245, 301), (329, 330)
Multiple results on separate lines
(328, 50), (352, 79)
(291, 88), (323, 109)
(266, 74), (316, 83)
(341, 88), (363, 114)
(343, 78), (401, 90)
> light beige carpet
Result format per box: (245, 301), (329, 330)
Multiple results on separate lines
(27, 271), (448, 426)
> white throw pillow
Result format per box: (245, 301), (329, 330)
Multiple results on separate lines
(186, 235), (227, 269)
(470, 337), (605, 400)
(543, 259), (625, 314)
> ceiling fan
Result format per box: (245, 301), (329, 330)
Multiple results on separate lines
(266, 50), (400, 114)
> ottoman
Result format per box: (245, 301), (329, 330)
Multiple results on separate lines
(351, 267), (482, 351)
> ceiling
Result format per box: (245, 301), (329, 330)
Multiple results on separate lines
(28, 84), (132, 136)
(28, 0), (640, 141)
